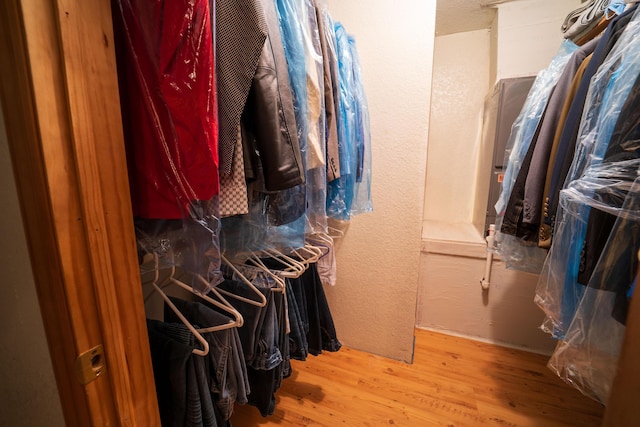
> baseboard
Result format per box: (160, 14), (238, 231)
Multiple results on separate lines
(415, 326), (556, 356)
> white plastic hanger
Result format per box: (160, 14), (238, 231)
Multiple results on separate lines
(298, 243), (323, 264)
(327, 224), (345, 239)
(309, 231), (334, 246)
(239, 255), (286, 292)
(150, 253), (210, 356)
(246, 249), (301, 279)
(307, 233), (334, 260)
(262, 247), (306, 277)
(218, 255), (268, 307)
(163, 264), (245, 331)
(285, 246), (314, 268)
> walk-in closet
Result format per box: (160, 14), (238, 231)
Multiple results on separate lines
(1, 0), (638, 426)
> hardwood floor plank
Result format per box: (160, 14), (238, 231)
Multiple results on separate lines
(291, 368), (485, 426)
(230, 329), (604, 426)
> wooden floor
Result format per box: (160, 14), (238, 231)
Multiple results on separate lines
(230, 329), (604, 427)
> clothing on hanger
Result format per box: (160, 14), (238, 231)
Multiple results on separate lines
(540, 5), (639, 250)
(538, 53), (594, 248)
(165, 297), (250, 421)
(500, 37), (599, 243)
(561, 0), (610, 43)
(216, 0), (267, 176)
(537, 6), (640, 339)
(314, 0), (341, 182)
(113, 0), (219, 220)
(115, 0), (374, 422)
(492, 5), (640, 403)
(546, 179), (640, 404)
(494, 40), (578, 273)
(147, 319), (218, 427)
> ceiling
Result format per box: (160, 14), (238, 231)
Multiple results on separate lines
(435, 0), (511, 36)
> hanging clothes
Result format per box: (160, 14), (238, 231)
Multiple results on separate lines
(546, 179), (640, 404)
(536, 6), (640, 341)
(215, 0), (267, 177)
(113, 0), (219, 220)
(521, 37), (600, 233)
(314, 0), (341, 182)
(500, 37), (599, 243)
(493, 40), (578, 272)
(113, 0), (224, 289)
(542, 5), (639, 247)
(242, 35), (306, 192)
(492, 3), (640, 404)
(274, 0), (329, 235)
(349, 36), (374, 216)
(538, 52), (594, 249)
(260, 257), (342, 356)
(146, 319), (218, 427)
(496, 3), (639, 270)
(114, 0), (372, 423)
(166, 297), (250, 417)
(326, 22), (358, 220)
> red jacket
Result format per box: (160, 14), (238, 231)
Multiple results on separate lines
(114, 0), (219, 219)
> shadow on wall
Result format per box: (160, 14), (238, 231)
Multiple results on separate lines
(487, 261), (557, 355)
(415, 250), (557, 355)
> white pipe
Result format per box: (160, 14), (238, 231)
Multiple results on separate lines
(481, 224), (496, 290)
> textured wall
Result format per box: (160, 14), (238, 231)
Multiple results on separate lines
(495, 0), (581, 80)
(0, 106), (65, 425)
(324, 0), (436, 362)
(418, 0), (582, 353)
(417, 250), (557, 354)
(424, 29), (491, 226)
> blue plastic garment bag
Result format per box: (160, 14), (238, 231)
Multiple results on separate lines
(536, 8), (640, 338)
(326, 22), (357, 220)
(493, 40), (578, 273)
(349, 35), (373, 216)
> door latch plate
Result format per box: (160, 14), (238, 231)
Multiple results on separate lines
(75, 344), (105, 385)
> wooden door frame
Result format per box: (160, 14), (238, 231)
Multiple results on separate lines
(602, 255), (640, 426)
(0, 0), (159, 425)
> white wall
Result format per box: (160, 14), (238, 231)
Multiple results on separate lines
(418, 0), (581, 353)
(495, 0), (581, 81)
(324, 0), (436, 362)
(424, 29), (491, 228)
(418, 248), (556, 353)
(0, 107), (65, 425)
(489, 14), (498, 88)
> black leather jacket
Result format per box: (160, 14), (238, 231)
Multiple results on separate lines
(243, 34), (305, 191)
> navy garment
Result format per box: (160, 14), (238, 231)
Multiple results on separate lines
(246, 289), (289, 417)
(216, 278), (272, 365)
(306, 263), (341, 353)
(236, 258), (340, 416)
(247, 287), (283, 371)
(288, 270), (315, 351)
(578, 73), (640, 287)
(286, 278), (309, 361)
(262, 258), (342, 355)
(587, 187), (640, 324)
(289, 262), (341, 355)
(164, 297), (249, 422)
(523, 37), (599, 227)
(542, 5), (638, 240)
(146, 319), (218, 427)
(500, 109), (548, 242)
